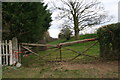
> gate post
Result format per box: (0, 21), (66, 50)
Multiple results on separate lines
(59, 46), (62, 61)
(12, 37), (18, 63)
(9, 40), (13, 65)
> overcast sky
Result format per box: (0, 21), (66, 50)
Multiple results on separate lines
(44, 0), (119, 38)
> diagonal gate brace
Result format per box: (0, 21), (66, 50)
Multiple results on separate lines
(67, 41), (98, 61)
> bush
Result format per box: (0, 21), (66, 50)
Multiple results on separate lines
(97, 23), (120, 60)
(58, 27), (72, 40)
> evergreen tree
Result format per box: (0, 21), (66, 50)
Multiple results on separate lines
(2, 2), (52, 43)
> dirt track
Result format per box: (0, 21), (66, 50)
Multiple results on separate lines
(53, 60), (119, 78)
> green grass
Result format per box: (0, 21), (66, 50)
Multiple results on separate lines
(2, 66), (103, 78)
(45, 33), (99, 61)
(48, 33), (97, 45)
(2, 34), (118, 78)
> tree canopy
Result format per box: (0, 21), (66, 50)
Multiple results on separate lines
(2, 2), (52, 43)
(49, 0), (109, 40)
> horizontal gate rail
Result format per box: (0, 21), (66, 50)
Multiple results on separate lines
(20, 38), (97, 48)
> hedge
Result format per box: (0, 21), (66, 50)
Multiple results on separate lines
(97, 23), (120, 60)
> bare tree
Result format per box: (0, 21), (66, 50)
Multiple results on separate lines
(49, 0), (109, 40)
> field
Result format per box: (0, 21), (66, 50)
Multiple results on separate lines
(2, 34), (119, 78)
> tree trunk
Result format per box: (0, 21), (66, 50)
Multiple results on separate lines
(75, 29), (79, 40)
(73, 14), (79, 40)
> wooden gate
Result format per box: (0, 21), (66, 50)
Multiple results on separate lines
(0, 37), (21, 66)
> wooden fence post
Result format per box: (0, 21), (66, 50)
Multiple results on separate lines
(18, 45), (21, 63)
(9, 40), (13, 65)
(12, 37), (18, 63)
(59, 46), (62, 61)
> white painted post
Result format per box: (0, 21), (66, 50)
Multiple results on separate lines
(9, 40), (13, 65)
(2, 41), (5, 65)
(0, 41), (2, 65)
(5, 40), (8, 65)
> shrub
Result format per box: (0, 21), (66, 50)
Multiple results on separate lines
(97, 23), (120, 60)
(58, 27), (73, 40)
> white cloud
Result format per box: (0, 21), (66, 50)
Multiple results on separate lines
(100, 0), (119, 22)
(48, 28), (60, 38)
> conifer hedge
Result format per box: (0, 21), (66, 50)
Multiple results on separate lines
(97, 23), (120, 60)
